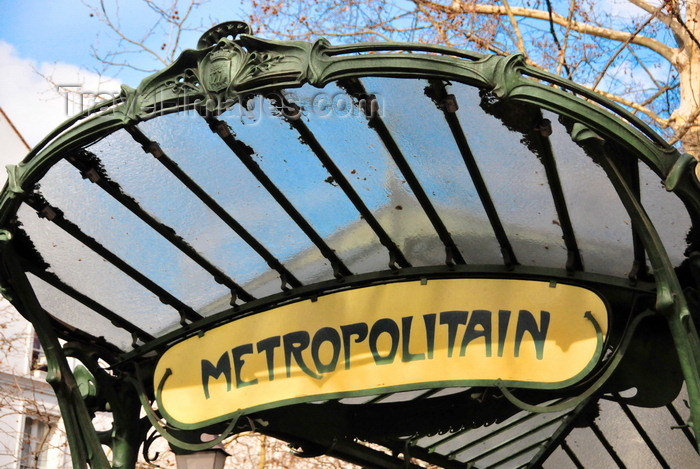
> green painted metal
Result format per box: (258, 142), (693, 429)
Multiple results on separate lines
(115, 265), (651, 365)
(525, 397), (599, 468)
(63, 344), (145, 469)
(572, 125), (700, 449)
(496, 310), (648, 414)
(0, 238), (111, 469)
(0, 20), (699, 468)
(426, 78), (518, 268)
(0, 25), (682, 226)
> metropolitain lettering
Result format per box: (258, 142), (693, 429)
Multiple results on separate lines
(201, 309), (553, 399)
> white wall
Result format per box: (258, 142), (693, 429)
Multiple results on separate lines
(0, 107), (30, 188)
(0, 108), (69, 469)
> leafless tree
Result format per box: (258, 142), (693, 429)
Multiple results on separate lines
(0, 299), (69, 468)
(139, 431), (361, 468)
(248, 0), (700, 160)
(82, 0), (216, 74)
(79, 0), (699, 158)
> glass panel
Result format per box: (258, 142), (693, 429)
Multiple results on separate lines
(37, 158), (229, 314)
(489, 448), (540, 468)
(20, 417), (49, 469)
(543, 110), (634, 277)
(86, 128), (274, 300)
(292, 82), (445, 267)
(26, 272), (134, 350)
(640, 163), (691, 268)
(220, 100), (360, 239)
(443, 411), (564, 462)
(565, 426), (623, 468)
(449, 84), (567, 268)
(542, 447), (579, 469)
(361, 77), (502, 265)
(371, 389), (431, 403)
(17, 204), (181, 337)
(138, 113), (333, 288)
(625, 385), (700, 467)
(220, 97), (390, 276)
(426, 386), (471, 398)
(429, 430), (474, 457)
(338, 395), (380, 405)
(464, 422), (555, 466)
(593, 399), (664, 469)
(447, 410), (531, 454)
(416, 429), (464, 451)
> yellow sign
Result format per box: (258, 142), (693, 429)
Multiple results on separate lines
(155, 278), (608, 428)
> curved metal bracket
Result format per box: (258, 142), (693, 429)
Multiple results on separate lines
(497, 310), (651, 414)
(128, 368), (241, 452)
(289, 438), (338, 458)
(665, 153), (696, 191)
(197, 21), (252, 50)
(142, 428), (166, 467)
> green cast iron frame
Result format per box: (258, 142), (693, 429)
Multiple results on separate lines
(0, 21), (699, 468)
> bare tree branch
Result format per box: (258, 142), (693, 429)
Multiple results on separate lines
(627, 45), (663, 89)
(414, 0), (678, 62)
(626, 0), (686, 40)
(501, 0), (528, 57)
(672, 10), (700, 49)
(543, 0), (570, 77)
(591, 5), (662, 90)
(556, 0), (577, 77)
(585, 85), (671, 127)
(640, 82), (679, 107)
(415, 1), (456, 46)
(464, 31), (509, 55)
(82, 0), (213, 74)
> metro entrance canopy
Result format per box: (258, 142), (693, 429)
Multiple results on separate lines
(1, 21), (700, 468)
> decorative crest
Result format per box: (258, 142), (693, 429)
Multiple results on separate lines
(197, 21), (252, 50)
(200, 39), (246, 93)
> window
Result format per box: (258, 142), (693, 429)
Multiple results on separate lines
(19, 416), (50, 469)
(30, 332), (47, 373)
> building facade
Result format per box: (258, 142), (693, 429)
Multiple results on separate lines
(0, 108), (71, 469)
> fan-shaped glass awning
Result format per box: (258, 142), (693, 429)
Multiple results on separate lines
(1, 21), (700, 469)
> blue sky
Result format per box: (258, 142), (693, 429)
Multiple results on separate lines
(0, 2), (102, 67)
(0, 0), (245, 148)
(0, 0), (659, 150)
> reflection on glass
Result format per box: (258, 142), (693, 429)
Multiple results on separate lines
(296, 82), (445, 267)
(37, 157), (230, 313)
(86, 128), (273, 298)
(640, 163), (691, 267)
(362, 77), (502, 265)
(17, 204), (182, 337)
(543, 110), (634, 277)
(221, 97), (392, 276)
(27, 272), (134, 350)
(138, 113), (334, 287)
(449, 84), (567, 269)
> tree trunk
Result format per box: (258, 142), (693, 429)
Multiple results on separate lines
(671, 0), (700, 160)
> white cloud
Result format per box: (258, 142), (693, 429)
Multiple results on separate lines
(0, 41), (121, 152)
(600, 0), (669, 23)
(606, 0), (648, 18)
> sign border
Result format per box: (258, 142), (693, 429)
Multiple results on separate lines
(154, 278), (610, 430)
